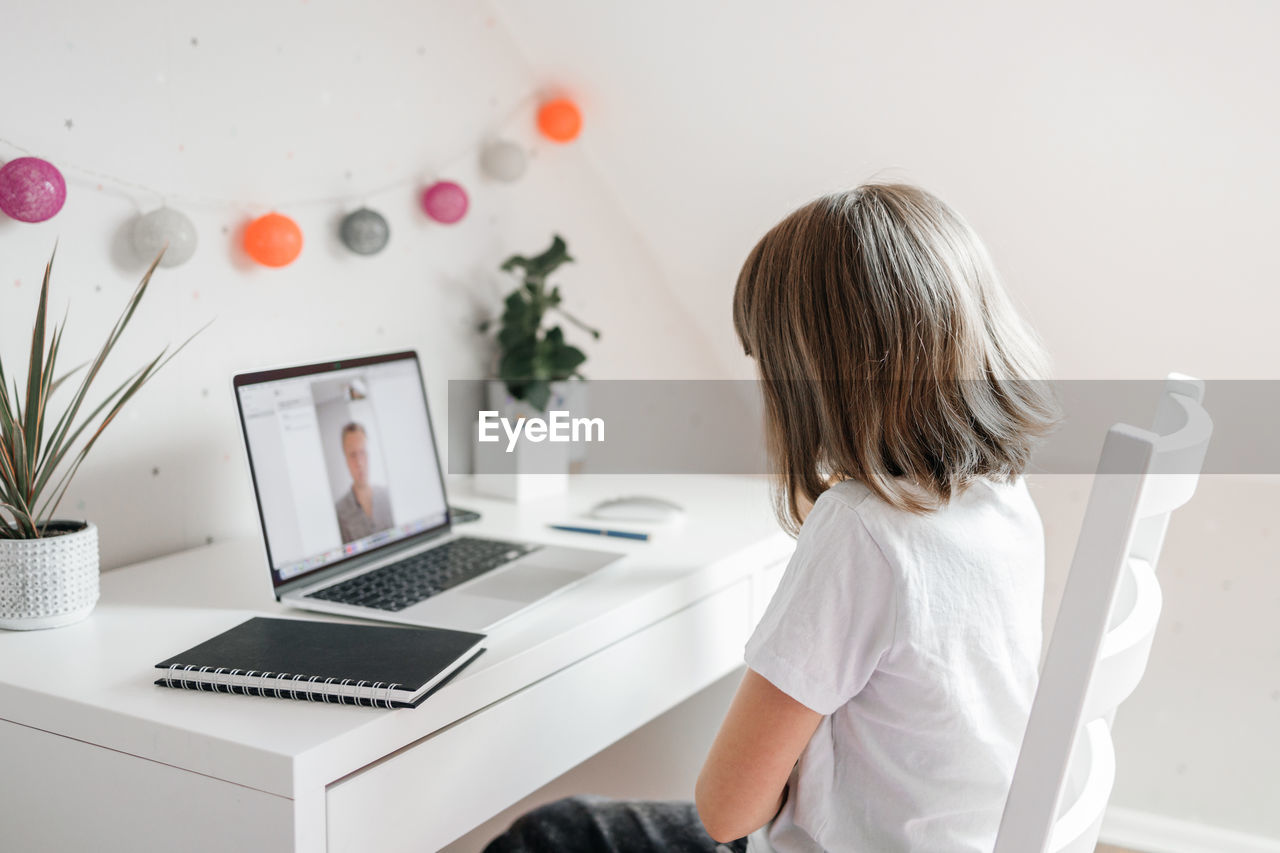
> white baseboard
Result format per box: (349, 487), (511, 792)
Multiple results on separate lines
(1102, 807), (1280, 853)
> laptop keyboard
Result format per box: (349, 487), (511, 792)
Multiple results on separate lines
(306, 536), (538, 612)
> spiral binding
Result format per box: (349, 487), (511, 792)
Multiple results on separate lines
(158, 664), (406, 707)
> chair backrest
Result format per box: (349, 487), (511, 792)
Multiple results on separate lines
(994, 374), (1213, 853)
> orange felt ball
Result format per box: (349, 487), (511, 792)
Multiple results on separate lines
(244, 212), (303, 267)
(536, 97), (582, 143)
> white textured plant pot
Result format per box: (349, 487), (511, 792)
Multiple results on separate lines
(0, 522), (99, 630)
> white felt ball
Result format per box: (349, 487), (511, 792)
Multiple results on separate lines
(132, 207), (198, 268)
(479, 139), (528, 182)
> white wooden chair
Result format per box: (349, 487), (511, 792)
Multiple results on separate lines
(994, 374), (1213, 853)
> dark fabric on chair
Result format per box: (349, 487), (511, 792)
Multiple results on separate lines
(482, 794), (750, 853)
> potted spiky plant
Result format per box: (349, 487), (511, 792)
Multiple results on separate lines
(475, 234), (599, 501)
(0, 247), (196, 630)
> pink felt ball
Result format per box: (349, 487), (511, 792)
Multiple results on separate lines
(0, 157), (67, 222)
(420, 180), (469, 224)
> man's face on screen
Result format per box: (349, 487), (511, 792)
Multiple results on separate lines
(343, 430), (369, 487)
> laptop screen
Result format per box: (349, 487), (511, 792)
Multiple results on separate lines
(234, 352), (449, 587)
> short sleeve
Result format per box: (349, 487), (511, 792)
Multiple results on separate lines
(744, 492), (898, 715)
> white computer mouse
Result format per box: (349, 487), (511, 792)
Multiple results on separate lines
(589, 496), (686, 523)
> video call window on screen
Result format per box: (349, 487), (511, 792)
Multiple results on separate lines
(238, 359), (448, 583)
(316, 376), (395, 544)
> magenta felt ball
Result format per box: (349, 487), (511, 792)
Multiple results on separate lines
(420, 181), (469, 224)
(0, 157), (67, 222)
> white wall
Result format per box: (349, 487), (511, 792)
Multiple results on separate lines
(0, 0), (720, 570)
(493, 0), (1280, 843)
(494, 0), (1280, 382)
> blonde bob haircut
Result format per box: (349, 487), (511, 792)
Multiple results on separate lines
(733, 183), (1059, 533)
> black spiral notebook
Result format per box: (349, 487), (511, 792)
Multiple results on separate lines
(154, 616), (486, 708)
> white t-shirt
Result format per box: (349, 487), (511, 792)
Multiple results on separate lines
(744, 476), (1044, 853)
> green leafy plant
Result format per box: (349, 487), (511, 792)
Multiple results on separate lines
(480, 234), (599, 412)
(0, 247), (200, 539)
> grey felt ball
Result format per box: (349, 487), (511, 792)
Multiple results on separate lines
(340, 207), (390, 255)
(479, 139), (528, 182)
(132, 207), (198, 267)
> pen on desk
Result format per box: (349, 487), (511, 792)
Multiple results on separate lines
(548, 524), (650, 541)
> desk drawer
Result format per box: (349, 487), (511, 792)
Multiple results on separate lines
(0, 718), (294, 852)
(326, 578), (752, 853)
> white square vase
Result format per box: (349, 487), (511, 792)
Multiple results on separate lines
(472, 381), (587, 503)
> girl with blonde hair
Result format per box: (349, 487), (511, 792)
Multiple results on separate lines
(486, 183), (1057, 852)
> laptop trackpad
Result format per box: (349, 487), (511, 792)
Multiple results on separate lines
(462, 566), (584, 603)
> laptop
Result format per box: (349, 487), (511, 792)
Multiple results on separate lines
(233, 350), (622, 632)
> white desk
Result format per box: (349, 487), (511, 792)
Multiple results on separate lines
(0, 475), (793, 852)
